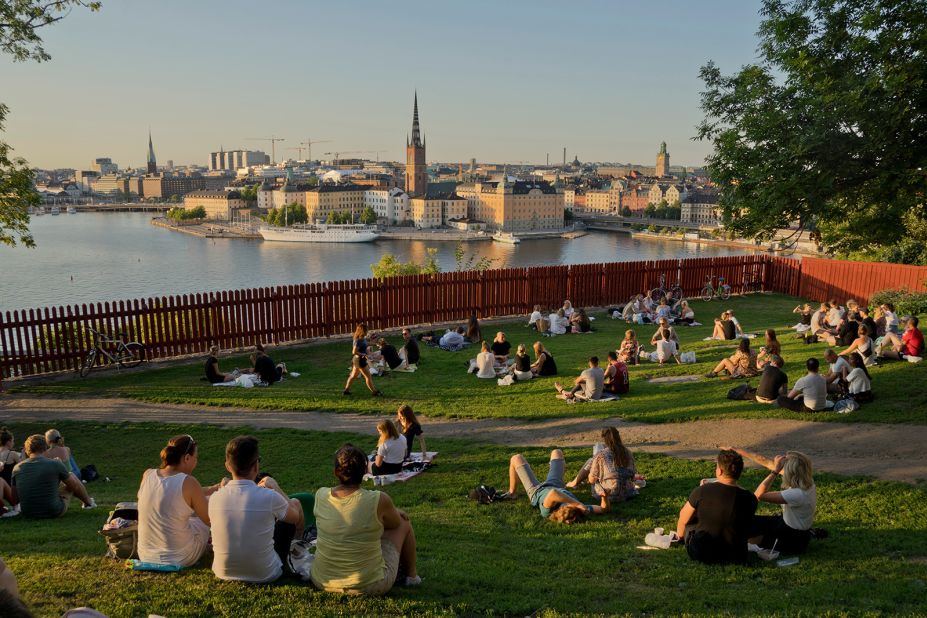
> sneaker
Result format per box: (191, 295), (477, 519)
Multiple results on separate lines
(403, 575), (422, 587)
(82, 498), (97, 510)
(343, 389), (351, 396)
(372, 390), (384, 397)
(1, 504), (21, 518)
(704, 372), (717, 378)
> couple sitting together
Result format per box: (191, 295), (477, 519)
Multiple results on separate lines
(554, 353), (629, 402)
(136, 434), (419, 594)
(205, 344), (287, 385)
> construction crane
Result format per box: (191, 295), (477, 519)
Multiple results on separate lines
(245, 135), (285, 164)
(300, 137), (332, 162)
(286, 146), (306, 160)
(323, 150), (387, 162)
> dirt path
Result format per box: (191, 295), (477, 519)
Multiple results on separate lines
(3, 394), (926, 482)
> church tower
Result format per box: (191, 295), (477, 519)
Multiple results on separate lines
(147, 130), (158, 175)
(405, 92), (427, 197)
(655, 141), (669, 177)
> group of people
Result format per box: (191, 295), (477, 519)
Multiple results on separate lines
(205, 343), (288, 386)
(620, 294), (695, 326)
(528, 300), (593, 335)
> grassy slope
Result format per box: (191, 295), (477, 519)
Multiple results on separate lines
(10, 294), (927, 424)
(1, 421), (926, 618)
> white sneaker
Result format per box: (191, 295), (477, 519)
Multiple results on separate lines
(1, 504), (21, 518)
(82, 498), (97, 510)
(403, 575), (422, 587)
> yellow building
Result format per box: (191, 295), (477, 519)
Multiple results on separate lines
(183, 190), (245, 219)
(409, 193), (467, 228)
(584, 188), (621, 214)
(303, 184), (366, 221)
(455, 179), (563, 232)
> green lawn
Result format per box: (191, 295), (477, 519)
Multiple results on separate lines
(2, 421), (926, 617)
(11, 294), (927, 425)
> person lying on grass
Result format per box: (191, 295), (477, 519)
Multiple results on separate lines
(555, 356), (604, 401)
(721, 447), (823, 555)
(566, 427), (638, 504)
(503, 449), (610, 524)
(675, 449), (757, 565)
(312, 444), (420, 595)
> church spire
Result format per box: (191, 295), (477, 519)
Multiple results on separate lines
(147, 129), (157, 174)
(411, 91), (422, 147)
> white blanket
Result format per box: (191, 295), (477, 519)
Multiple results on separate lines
(213, 373), (264, 388)
(364, 452), (438, 485)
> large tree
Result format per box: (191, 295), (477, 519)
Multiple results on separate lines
(0, 0), (100, 247)
(697, 0), (927, 259)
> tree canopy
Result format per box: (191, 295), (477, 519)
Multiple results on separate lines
(370, 248), (441, 279)
(697, 0), (927, 261)
(264, 203), (307, 227)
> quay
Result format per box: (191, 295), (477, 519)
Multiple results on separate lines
(150, 217), (262, 239)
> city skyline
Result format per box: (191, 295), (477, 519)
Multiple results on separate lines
(0, 1), (765, 169)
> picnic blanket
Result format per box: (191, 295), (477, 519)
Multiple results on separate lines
(365, 452), (438, 485)
(213, 374), (265, 388)
(563, 393), (621, 404)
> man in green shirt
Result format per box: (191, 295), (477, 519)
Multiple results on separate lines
(11, 435), (95, 518)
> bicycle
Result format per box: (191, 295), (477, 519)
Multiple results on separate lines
(700, 275), (732, 302)
(648, 273), (684, 305)
(79, 327), (146, 377)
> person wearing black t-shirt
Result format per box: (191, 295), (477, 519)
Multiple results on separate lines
(711, 311), (737, 340)
(250, 344), (287, 384)
(400, 328), (420, 366)
(531, 342), (557, 376)
(755, 355), (788, 404)
(377, 338), (404, 371)
(491, 332), (512, 364)
(837, 318), (861, 347)
(396, 404), (427, 461)
(676, 450), (758, 565)
(204, 345), (235, 384)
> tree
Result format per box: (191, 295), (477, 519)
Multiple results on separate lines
(0, 1), (101, 247)
(453, 240), (494, 272)
(697, 0), (927, 258)
(644, 204), (657, 218)
(563, 208), (574, 222)
(265, 202), (307, 226)
(370, 248), (441, 279)
(359, 206), (377, 225)
(620, 206), (632, 217)
(238, 184), (259, 203)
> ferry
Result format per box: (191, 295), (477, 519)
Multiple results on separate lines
(259, 223), (380, 243)
(492, 231), (521, 244)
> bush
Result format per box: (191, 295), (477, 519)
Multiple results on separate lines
(869, 288), (927, 317)
(167, 206), (206, 221)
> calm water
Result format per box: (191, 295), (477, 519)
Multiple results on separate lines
(0, 213), (751, 313)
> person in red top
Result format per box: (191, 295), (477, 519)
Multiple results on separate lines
(603, 351), (630, 395)
(878, 317), (924, 360)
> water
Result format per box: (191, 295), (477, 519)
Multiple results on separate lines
(0, 213), (751, 313)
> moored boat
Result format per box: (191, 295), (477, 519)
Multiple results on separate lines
(259, 223), (379, 243)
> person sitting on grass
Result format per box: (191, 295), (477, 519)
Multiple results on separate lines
(711, 311), (738, 340)
(570, 308), (592, 333)
(491, 331), (512, 364)
(811, 303), (837, 345)
(836, 312), (861, 347)
(504, 449), (610, 524)
(754, 355), (788, 404)
(723, 447), (822, 555)
(823, 349), (850, 394)
(246, 343), (287, 385)
(603, 351), (630, 395)
(777, 358), (828, 412)
(400, 328), (420, 367)
(878, 316), (924, 361)
(0, 428), (24, 488)
(528, 304), (544, 329)
(371, 420), (406, 476)
(650, 317), (680, 348)
(654, 328), (681, 365)
(555, 356), (605, 401)
(512, 344), (534, 381)
(548, 308), (569, 335)
(465, 311), (482, 344)
(858, 306), (879, 341)
(880, 302), (900, 336)
(838, 323), (875, 366)
(345, 324), (383, 397)
(755, 329), (781, 370)
(469, 341), (497, 379)
(654, 298), (672, 322)
(618, 329), (641, 365)
(376, 338), (405, 372)
(204, 345), (236, 384)
(705, 338), (757, 378)
(11, 435), (95, 518)
(827, 299), (846, 331)
(845, 352), (873, 402)
(675, 449), (758, 565)
(562, 300), (575, 319)
(311, 444), (420, 594)
(396, 405), (427, 462)
(566, 427), (638, 504)
(674, 299), (695, 324)
(209, 435), (305, 583)
(531, 341), (558, 376)
(621, 294), (646, 322)
(792, 303), (813, 328)
(137, 434), (218, 567)
(727, 309), (745, 336)
(438, 326), (466, 350)
(44, 428), (79, 477)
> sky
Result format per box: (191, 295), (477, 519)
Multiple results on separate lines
(0, 0), (765, 170)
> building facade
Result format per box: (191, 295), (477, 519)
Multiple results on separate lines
(455, 179), (564, 232)
(210, 149), (270, 171)
(304, 184), (366, 222)
(584, 188), (621, 214)
(364, 187), (409, 224)
(404, 93), (427, 197)
(90, 158), (118, 175)
(681, 189), (721, 226)
(142, 175), (207, 199)
(655, 141), (670, 177)
(183, 190), (245, 219)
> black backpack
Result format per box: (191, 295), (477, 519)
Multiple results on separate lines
(468, 484), (500, 504)
(727, 383), (756, 401)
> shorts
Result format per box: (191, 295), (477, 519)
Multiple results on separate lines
(354, 539), (401, 596)
(515, 456), (565, 501)
(353, 355), (368, 369)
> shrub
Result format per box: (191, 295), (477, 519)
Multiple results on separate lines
(869, 287), (927, 317)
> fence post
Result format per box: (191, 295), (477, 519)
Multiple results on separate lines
(323, 284), (332, 337)
(208, 294), (219, 347)
(272, 288), (283, 345)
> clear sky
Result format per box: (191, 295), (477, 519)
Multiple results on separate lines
(0, 0), (765, 170)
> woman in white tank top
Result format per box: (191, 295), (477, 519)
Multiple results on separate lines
(137, 435), (218, 567)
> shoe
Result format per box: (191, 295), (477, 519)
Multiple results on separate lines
(343, 390), (351, 396)
(809, 527), (829, 540)
(704, 372), (717, 378)
(302, 525), (318, 544)
(1, 504), (21, 518)
(403, 575), (422, 587)
(372, 390), (384, 397)
(82, 498), (97, 510)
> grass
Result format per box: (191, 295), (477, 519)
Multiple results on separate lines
(2, 421), (927, 617)
(9, 293), (927, 425)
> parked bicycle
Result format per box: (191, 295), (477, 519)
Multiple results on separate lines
(700, 275), (732, 302)
(79, 327), (146, 377)
(649, 273), (684, 305)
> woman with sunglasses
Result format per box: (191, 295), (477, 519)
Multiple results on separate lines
(137, 434), (221, 567)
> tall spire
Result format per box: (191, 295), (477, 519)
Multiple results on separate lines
(411, 91), (422, 147)
(147, 129), (157, 174)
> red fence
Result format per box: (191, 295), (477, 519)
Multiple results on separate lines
(1, 254), (923, 382)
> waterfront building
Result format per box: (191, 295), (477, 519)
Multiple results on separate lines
(210, 149), (270, 171)
(183, 190), (245, 220)
(648, 182), (686, 205)
(408, 190), (467, 229)
(142, 175), (207, 200)
(455, 178), (564, 232)
(364, 187), (409, 224)
(74, 170), (100, 193)
(585, 187), (621, 214)
(619, 185), (650, 215)
(304, 184), (366, 221)
(90, 175), (136, 198)
(655, 141), (670, 177)
(681, 189), (721, 226)
(405, 92), (427, 197)
(563, 188), (575, 211)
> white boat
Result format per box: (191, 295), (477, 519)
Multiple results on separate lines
(67, 206), (77, 214)
(259, 223), (380, 243)
(50, 206), (60, 215)
(492, 232), (521, 244)
(35, 206), (46, 216)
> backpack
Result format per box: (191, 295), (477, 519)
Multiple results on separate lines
(833, 398), (860, 414)
(99, 501), (139, 559)
(727, 383), (756, 400)
(80, 464), (100, 482)
(468, 484), (500, 504)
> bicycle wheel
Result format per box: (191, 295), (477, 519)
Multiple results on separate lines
(719, 285), (732, 301)
(649, 288), (665, 304)
(700, 286), (714, 302)
(669, 286), (684, 303)
(79, 349), (97, 377)
(119, 342), (146, 368)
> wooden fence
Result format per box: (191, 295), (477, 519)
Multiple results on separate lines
(1, 253), (923, 383)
